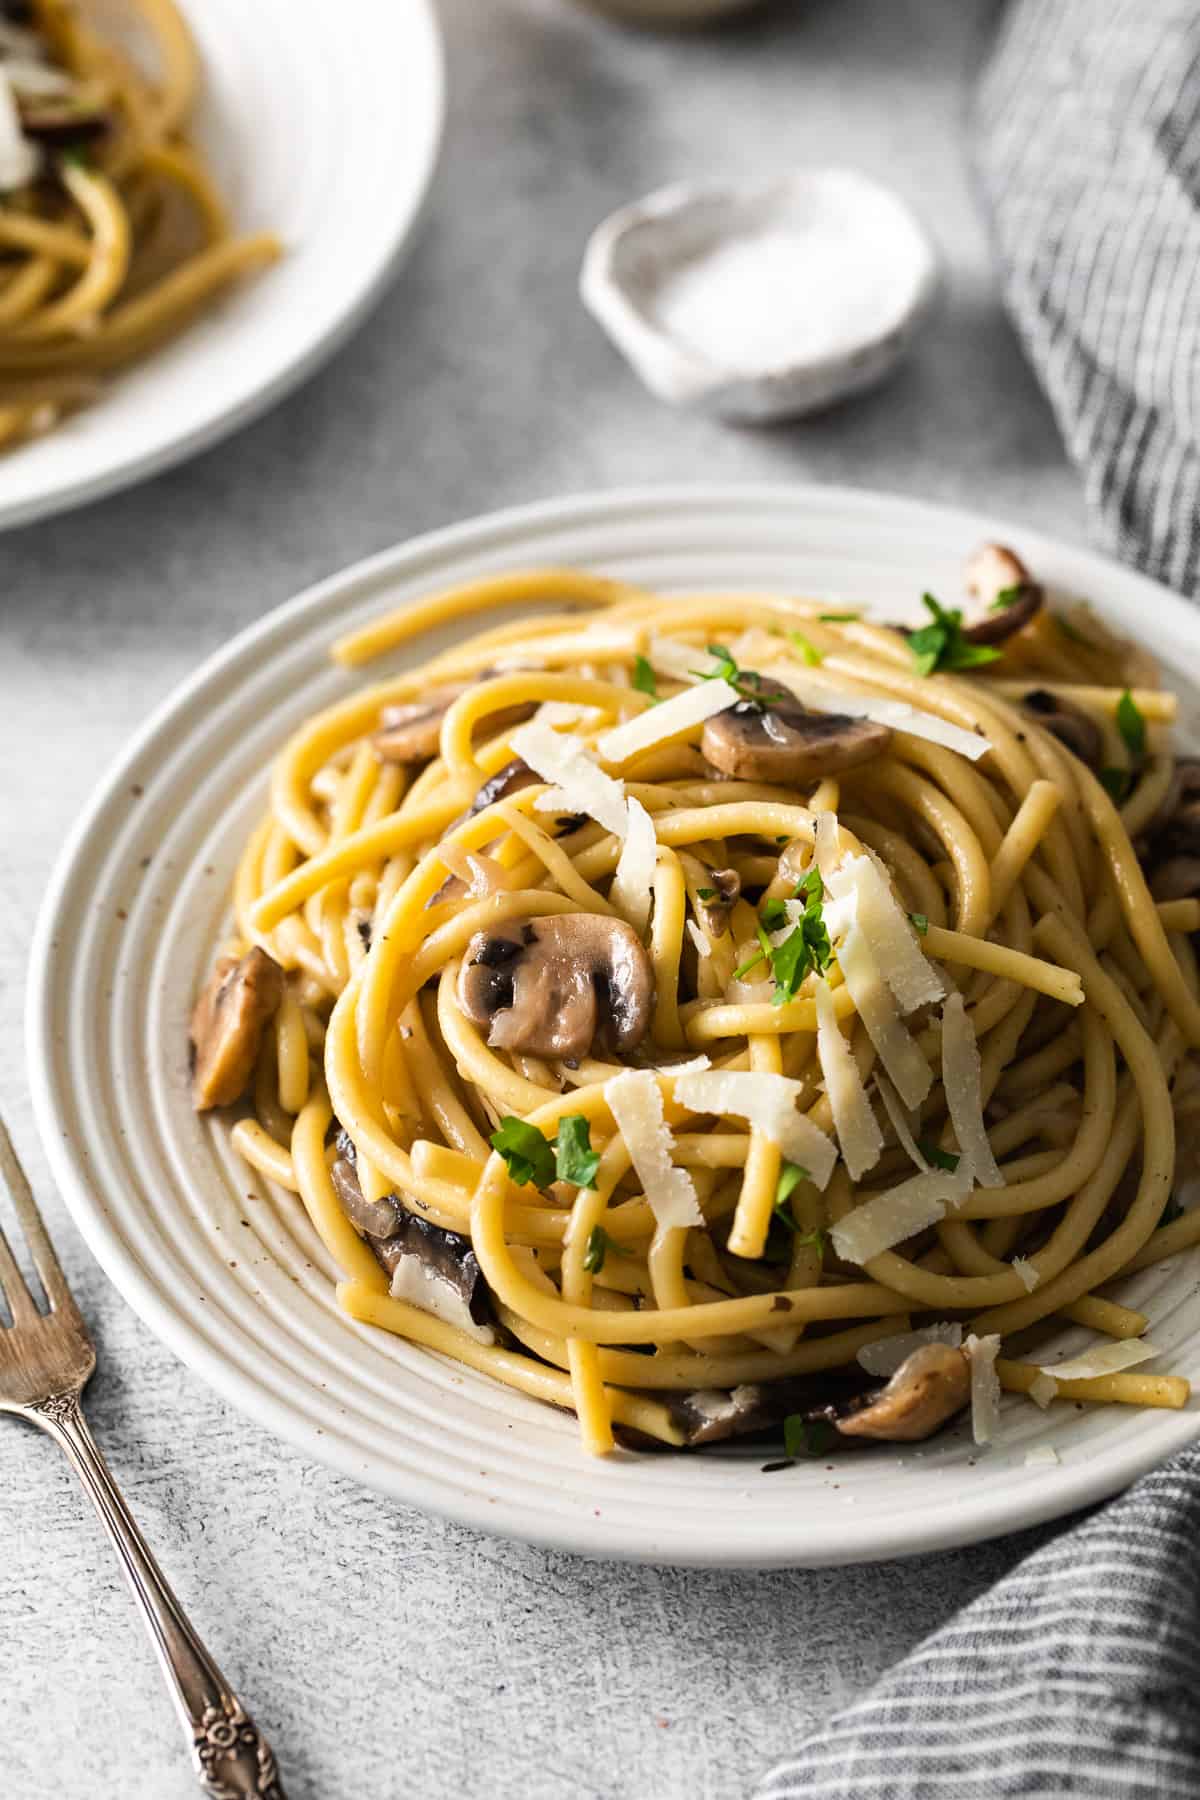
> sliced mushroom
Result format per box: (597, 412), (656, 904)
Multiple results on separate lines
(1021, 688), (1104, 769)
(462, 757), (540, 820)
(20, 92), (110, 144)
(330, 1139), (492, 1338)
(834, 1343), (970, 1442)
(1150, 857), (1200, 903)
(372, 680), (534, 765)
(962, 542), (1043, 645)
(702, 675), (891, 786)
(672, 1385), (775, 1446)
(457, 914), (654, 1059)
(189, 947), (284, 1111)
(695, 867), (740, 937)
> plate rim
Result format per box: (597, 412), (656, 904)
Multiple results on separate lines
(26, 480), (1200, 1566)
(0, 0), (445, 534)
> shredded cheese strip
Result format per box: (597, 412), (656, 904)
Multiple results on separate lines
(674, 1070), (838, 1187)
(837, 922), (934, 1110)
(605, 1070), (702, 1229)
(831, 1166), (969, 1265)
(814, 976), (883, 1180)
(598, 677), (738, 764)
(941, 991), (1003, 1186)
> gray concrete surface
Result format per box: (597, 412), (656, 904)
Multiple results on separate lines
(0, 1), (1087, 1795)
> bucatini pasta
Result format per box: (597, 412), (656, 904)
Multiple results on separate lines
(190, 545), (1200, 1457)
(0, 0), (278, 450)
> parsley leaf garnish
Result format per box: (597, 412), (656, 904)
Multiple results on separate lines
(692, 642), (740, 684)
(1099, 767), (1132, 804)
(1116, 689), (1146, 760)
(583, 1224), (627, 1274)
(774, 1162), (809, 1210)
(746, 870), (832, 1005)
(788, 630), (823, 667)
(819, 611), (858, 623)
(492, 1113), (599, 1190)
(988, 584), (1024, 612)
(783, 1416), (838, 1459)
(909, 911), (929, 936)
(906, 594), (1004, 677)
(759, 897), (789, 930)
(632, 655), (658, 700)
(917, 1139), (960, 1173)
(697, 886), (717, 902)
(555, 1114), (600, 1189)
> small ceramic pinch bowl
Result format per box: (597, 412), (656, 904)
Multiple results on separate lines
(580, 168), (940, 423)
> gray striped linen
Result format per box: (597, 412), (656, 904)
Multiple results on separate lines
(755, 7), (1200, 1794)
(974, 0), (1200, 592)
(754, 1447), (1200, 1796)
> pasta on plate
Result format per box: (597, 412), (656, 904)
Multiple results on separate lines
(190, 548), (1200, 1457)
(0, 0), (278, 450)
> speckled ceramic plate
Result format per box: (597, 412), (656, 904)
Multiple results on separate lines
(27, 485), (1200, 1566)
(0, 0), (443, 532)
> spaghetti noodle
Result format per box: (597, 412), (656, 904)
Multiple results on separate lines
(192, 546), (1200, 1456)
(0, 0), (278, 450)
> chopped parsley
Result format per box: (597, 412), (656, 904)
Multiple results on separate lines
(737, 870), (832, 1004)
(632, 655), (658, 700)
(491, 1113), (599, 1191)
(783, 1415), (838, 1459)
(988, 584), (1025, 612)
(788, 629), (823, 667)
(909, 911), (929, 936)
(818, 611), (858, 623)
(696, 885), (717, 902)
(690, 644), (788, 710)
(1116, 689), (1146, 760)
(917, 1139), (960, 1173)
(906, 594), (1004, 678)
(774, 1162), (810, 1210)
(583, 1224), (627, 1274)
(1099, 767), (1132, 805)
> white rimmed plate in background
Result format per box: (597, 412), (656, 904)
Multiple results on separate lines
(26, 484), (1200, 1566)
(0, 0), (443, 532)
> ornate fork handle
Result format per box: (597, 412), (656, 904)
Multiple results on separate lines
(29, 1390), (285, 1798)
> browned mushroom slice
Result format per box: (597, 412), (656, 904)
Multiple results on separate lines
(189, 947), (284, 1111)
(463, 756), (540, 819)
(457, 914), (654, 1059)
(1021, 688), (1104, 769)
(834, 1343), (970, 1442)
(695, 867), (740, 937)
(330, 1135), (491, 1333)
(1150, 857), (1200, 903)
(962, 542), (1044, 645)
(373, 683), (534, 765)
(18, 83), (110, 144)
(701, 676), (891, 786)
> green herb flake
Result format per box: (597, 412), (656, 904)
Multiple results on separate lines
(818, 611), (859, 623)
(631, 655), (658, 700)
(696, 885), (717, 902)
(788, 630), (823, 667)
(584, 1225), (626, 1274)
(906, 593), (1004, 678)
(759, 897), (789, 930)
(909, 911), (929, 936)
(733, 946), (768, 980)
(691, 643), (740, 685)
(988, 584), (1024, 613)
(491, 1117), (556, 1189)
(917, 1139), (960, 1173)
(774, 1162), (810, 1210)
(555, 1114), (600, 1190)
(782, 1415), (838, 1459)
(1099, 767), (1133, 804)
(1116, 689), (1146, 760)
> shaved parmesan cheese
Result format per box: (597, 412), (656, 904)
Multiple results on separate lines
(605, 1069), (701, 1230)
(1011, 1256), (1039, 1293)
(812, 809), (842, 879)
(831, 1166), (968, 1265)
(760, 666), (994, 762)
(0, 70), (38, 192)
(1029, 1373), (1058, 1410)
(609, 796), (656, 934)
(815, 977), (883, 1180)
(686, 919), (711, 958)
(674, 1070), (838, 1188)
(836, 852), (944, 1013)
(857, 1322), (963, 1378)
(1024, 1444), (1060, 1467)
(941, 991), (1003, 1186)
(511, 721), (629, 838)
(1035, 1339), (1159, 1383)
(647, 636), (707, 684)
(874, 1071), (929, 1173)
(964, 1332), (1002, 1445)
(837, 923), (933, 1109)
(598, 677), (738, 765)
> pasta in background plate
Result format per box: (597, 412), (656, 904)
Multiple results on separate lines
(0, 0), (278, 450)
(190, 550), (1200, 1457)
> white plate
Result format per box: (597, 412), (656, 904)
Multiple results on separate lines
(0, 0), (443, 532)
(27, 484), (1200, 1566)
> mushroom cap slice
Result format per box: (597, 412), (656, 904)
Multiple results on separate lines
(373, 683), (535, 765)
(695, 867), (740, 937)
(962, 542), (1043, 646)
(1022, 688), (1104, 769)
(189, 947), (284, 1111)
(457, 914), (654, 1060)
(701, 675), (891, 786)
(835, 1343), (970, 1442)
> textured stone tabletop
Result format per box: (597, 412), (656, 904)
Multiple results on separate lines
(1, 2), (1087, 1796)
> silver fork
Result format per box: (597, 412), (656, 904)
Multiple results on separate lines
(0, 1113), (286, 1797)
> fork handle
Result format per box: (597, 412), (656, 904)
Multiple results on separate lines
(30, 1391), (285, 1797)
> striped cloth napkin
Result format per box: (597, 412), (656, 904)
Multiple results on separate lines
(756, 5), (1200, 1794)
